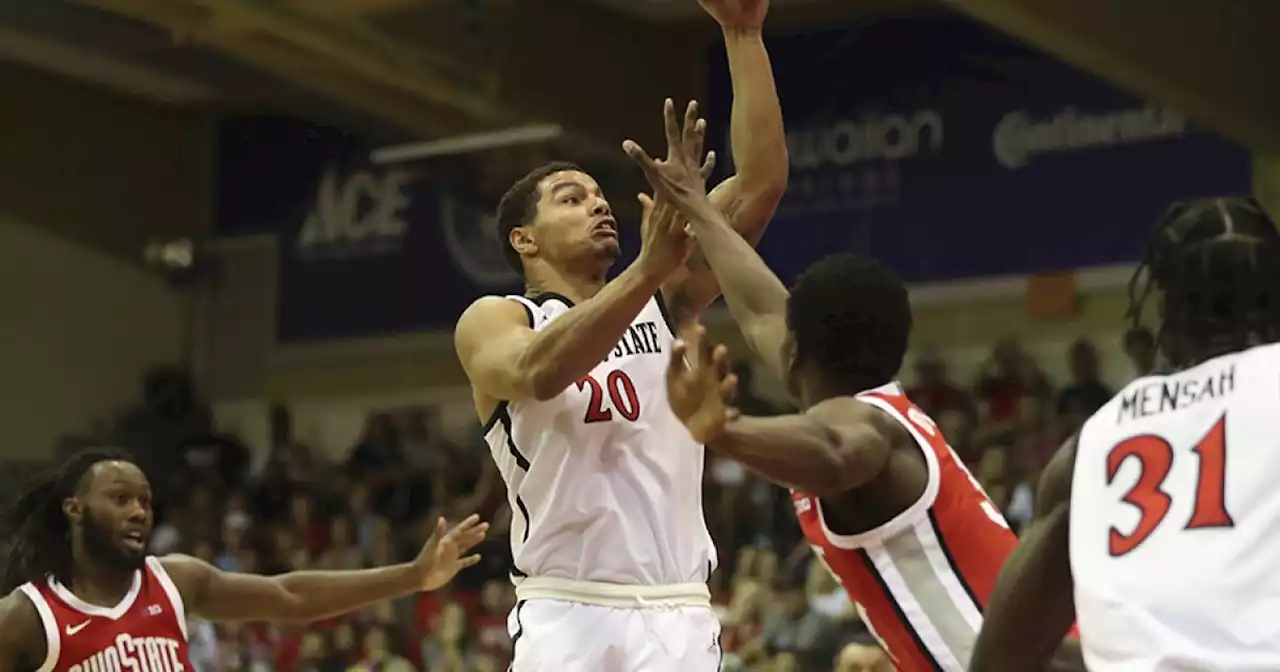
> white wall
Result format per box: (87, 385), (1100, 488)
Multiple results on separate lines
(0, 215), (184, 459)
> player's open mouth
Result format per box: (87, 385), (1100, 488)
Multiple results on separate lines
(593, 218), (618, 240)
(122, 530), (146, 551)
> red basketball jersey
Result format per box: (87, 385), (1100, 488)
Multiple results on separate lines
(792, 383), (1017, 672)
(18, 556), (192, 672)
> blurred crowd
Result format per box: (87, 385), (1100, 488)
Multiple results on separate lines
(5, 328), (1158, 671)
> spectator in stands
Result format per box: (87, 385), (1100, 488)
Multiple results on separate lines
(760, 572), (842, 670)
(351, 625), (416, 672)
(835, 632), (894, 672)
(907, 348), (972, 419)
(976, 338), (1050, 422)
(1056, 337), (1112, 431)
(1123, 326), (1159, 378)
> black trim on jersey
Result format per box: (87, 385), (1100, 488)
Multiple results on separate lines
(482, 400), (508, 435)
(856, 549), (945, 672)
(527, 291), (575, 307)
(926, 509), (984, 614)
(509, 600), (527, 671)
(497, 407), (533, 578)
(653, 290), (676, 335)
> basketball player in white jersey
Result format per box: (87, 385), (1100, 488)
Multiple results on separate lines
(970, 196), (1280, 671)
(452, 0), (787, 667)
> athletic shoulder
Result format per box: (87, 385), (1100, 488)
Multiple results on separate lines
(0, 589), (46, 668)
(806, 395), (910, 444)
(157, 553), (213, 604)
(455, 297), (535, 355)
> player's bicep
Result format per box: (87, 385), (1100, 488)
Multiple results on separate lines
(0, 593), (44, 670)
(808, 399), (894, 490)
(162, 554), (302, 623)
(454, 297), (539, 401)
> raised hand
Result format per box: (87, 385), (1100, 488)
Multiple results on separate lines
(666, 325), (740, 443)
(415, 514), (488, 591)
(635, 190), (695, 278)
(699, 0), (769, 30)
(623, 99), (717, 213)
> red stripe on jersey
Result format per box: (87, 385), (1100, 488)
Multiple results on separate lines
(793, 388), (1019, 672)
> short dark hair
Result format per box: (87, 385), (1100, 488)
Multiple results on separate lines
(494, 161), (583, 274)
(1128, 196), (1280, 367)
(787, 253), (912, 390)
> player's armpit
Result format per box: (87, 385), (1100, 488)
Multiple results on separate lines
(969, 439), (1078, 672)
(0, 591), (45, 670)
(707, 398), (891, 496)
(161, 554), (420, 624)
(455, 297), (541, 402)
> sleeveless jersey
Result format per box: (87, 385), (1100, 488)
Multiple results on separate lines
(1070, 342), (1280, 670)
(17, 556), (192, 672)
(791, 383), (1017, 672)
(482, 292), (716, 585)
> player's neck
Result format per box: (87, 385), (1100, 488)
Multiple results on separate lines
(525, 263), (606, 304)
(68, 558), (136, 608)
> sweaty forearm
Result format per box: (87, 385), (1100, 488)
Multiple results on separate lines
(520, 263), (663, 399)
(709, 414), (843, 493)
(274, 563), (420, 622)
(723, 28), (787, 186)
(685, 204), (789, 332)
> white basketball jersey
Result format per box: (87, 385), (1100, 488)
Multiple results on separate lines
(1070, 341), (1280, 670)
(482, 292), (717, 585)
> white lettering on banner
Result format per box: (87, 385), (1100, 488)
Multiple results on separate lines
(993, 106), (1188, 169)
(787, 111), (944, 170)
(440, 194), (522, 287)
(297, 169), (413, 259)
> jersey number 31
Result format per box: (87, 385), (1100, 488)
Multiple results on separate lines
(1106, 414), (1234, 557)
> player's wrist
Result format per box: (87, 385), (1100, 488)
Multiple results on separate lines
(721, 26), (763, 41)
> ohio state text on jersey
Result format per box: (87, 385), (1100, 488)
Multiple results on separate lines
(17, 556), (192, 672)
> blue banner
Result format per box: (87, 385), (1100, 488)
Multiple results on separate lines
(217, 116), (524, 342)
(706, 14), (1251, 284)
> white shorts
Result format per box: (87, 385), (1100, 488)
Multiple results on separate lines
(507, 598), (723, 671)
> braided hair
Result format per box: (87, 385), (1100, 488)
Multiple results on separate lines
(1127, 196), (1280, 369)
(0, 450), (131, 592)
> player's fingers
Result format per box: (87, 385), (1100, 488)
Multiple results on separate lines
(669, 339), (690, 377)
(663, 98), (681, 155)
(725, 406), (741, 422)
(711, 343), (731, 381)
(700, 150), (717, 180)
(458, 554), (483, 569)
(447, 513), (482, 536)
(694, 325), (715, 366)
(720, 372), (739, 400)
(637, 192), (655, 219)
(425, 516), (445, 551)
(623, 140), (659, 175)
(681, 101), (700, 155)
(688, 116), (707, 165)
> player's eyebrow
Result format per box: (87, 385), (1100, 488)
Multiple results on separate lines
(548, 181), (585, 196)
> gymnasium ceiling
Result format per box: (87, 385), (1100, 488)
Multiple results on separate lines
(2, 0), (1279, 162)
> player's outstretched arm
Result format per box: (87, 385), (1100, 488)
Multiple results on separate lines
(627, 101), (791, 380)
(457, 165), (697, 403)
(667, 327), (891, 493)
(0, 592), (45, 670)
(162, 515), (487, 624)
(969, 440), (1082, 672)
(659, 0), (787, 325)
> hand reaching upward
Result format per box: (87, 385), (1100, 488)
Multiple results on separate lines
(623, 99), (718, 217)
(666, 325), (740, 444)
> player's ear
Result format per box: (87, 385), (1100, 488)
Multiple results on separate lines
(63, 497), (83, 525)
(509, 226), (538, 259)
